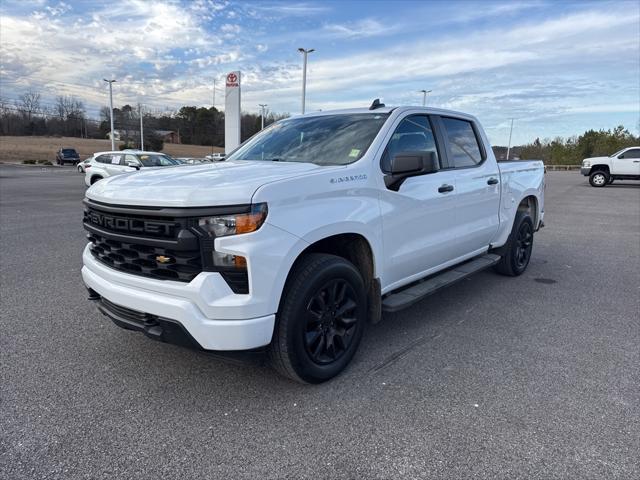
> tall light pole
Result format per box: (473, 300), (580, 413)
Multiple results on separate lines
(506, 118), (514, 160)
(419, 89), (432, 107)
(259, 104), (268, 130)
(298, 47), (315, 114)
(103, 79), (116, 150)
(138, 103), (144, 151)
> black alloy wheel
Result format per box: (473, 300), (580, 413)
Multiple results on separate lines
(494, 211), (534, 276)
(269, 253), (366, 383)
(514, 221), (533, 269)
(304, 279), (358, 365)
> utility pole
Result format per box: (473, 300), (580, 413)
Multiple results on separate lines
(506, 118), (514, 161)
(298, 48), (315, 114)
(138, 103), (144, 151)
(419, 89), (432, 107)
(103, 79), (116, 150)
(213, 78), (216, 109)
(259, 104), (268, 130)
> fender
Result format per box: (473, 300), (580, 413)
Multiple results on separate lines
(264, 222), (380, 312)
(492, 189), (542, 248)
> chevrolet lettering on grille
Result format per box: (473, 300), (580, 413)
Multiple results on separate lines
(86, 210), (174, 236)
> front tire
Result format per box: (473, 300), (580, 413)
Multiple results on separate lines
(494, 211), (534, 277)
(589, 170), (609, 187)
(269, 254), (367, 383)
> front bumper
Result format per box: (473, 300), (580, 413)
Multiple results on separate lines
(580, 167), (591, 176)
(82, 247), (275, 350)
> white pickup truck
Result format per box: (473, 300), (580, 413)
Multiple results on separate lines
(580, 146), (640, 187)
(82, 103), (545, 383)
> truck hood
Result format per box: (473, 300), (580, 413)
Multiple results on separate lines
(584, 156), (610, 163)
(86, 160), (329, 207)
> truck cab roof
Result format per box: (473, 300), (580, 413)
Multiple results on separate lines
(296, 105), (480, 123)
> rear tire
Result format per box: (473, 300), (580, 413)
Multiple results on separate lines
(269, 253), (367, 383)
(589, 170), (608, 187)
(90, 175), (103, 185)
(494, 211), (534, 277)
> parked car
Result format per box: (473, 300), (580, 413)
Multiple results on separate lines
(82, 103), (545, 383)
(205, 153), (226, 161)
(581, 146), (640, 187)
(56, 147), (80, 165)
(84, 150), (181, 186)
(77, 157), (94, 173)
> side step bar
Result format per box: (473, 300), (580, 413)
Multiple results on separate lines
(382, 254), (501, 312)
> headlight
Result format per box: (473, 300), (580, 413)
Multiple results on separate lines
(582, 160), (590, 167)
(198, 203), (268, 237)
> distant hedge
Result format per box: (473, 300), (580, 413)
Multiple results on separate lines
(519, 125), (639, 165)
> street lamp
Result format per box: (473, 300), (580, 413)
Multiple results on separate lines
(298, 47), (315, 114)
(419, 89), (432, 107)
(103, 79), (116, 150)
(506, 118), (514, 161)
(259, 104), (268, 130)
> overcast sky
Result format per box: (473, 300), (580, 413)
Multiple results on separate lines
(1, 0), (638, 145)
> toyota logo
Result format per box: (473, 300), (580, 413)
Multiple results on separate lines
(227, 73), (237, 83)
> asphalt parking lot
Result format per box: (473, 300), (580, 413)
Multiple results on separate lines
(1, 164), (639, 479)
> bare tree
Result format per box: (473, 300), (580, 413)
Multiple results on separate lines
(53, 95), (86, 136)
(16, 91), (41, 121)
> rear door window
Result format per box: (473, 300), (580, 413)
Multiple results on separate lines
(441, 117), (484, 168)
(96, 155), (111, 164)
(110, 154), (124, 165)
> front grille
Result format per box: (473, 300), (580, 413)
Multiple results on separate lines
(83, 201), (252, 292)
(83, 209), (180, 239)
(88, 232), (202, 282)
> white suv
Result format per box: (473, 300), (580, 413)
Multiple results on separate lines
(84, 150), (181, 186)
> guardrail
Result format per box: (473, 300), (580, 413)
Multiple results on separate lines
(544, 165), (581, 171)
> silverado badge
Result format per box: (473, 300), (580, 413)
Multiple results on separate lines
(155, 255), (173, 264)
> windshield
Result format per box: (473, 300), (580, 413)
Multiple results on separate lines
(226, 113), (390, 165)
(610, 149), (626, 157)
(138, 154), (179, 167)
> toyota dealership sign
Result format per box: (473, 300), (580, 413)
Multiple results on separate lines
(225, 71), (241, 153)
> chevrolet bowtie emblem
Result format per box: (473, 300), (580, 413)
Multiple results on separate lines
(156, 255), (173, 264)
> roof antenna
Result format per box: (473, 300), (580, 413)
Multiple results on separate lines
(369, 98), (385, 110)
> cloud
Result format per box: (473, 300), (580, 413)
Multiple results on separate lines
(0, 0), (637, 144)
(321, 18), (390, 39)
(220, 23), (241, 33)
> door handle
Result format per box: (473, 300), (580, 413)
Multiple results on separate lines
(487, 177), (499, 185)
(633, 160), (640, 163)
(438, 184), (454, 193)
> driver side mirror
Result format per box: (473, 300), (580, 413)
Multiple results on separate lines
(126, 161), (140, 170)
(384, 151), (439, 191)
